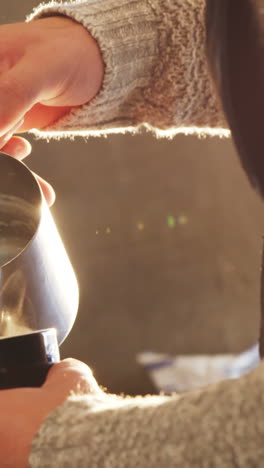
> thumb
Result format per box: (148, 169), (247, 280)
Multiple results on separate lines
(43, 359), (103, 400)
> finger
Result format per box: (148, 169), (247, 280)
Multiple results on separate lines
(20, 103), (72, 132)
(44, 359), (102, 398)
(0, 141), (56, 206)
(0, 55), (47, 135)
(32, 172), (56, 207)
(0, 118), (25, 149)
(0, 71), (72, 133)
(0, 136), (32, 159)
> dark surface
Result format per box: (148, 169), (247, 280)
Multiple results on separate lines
(2, 2), (264, 395)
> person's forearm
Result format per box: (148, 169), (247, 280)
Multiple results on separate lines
(30, 362), (264, 467)
(28, 0), (228, 139)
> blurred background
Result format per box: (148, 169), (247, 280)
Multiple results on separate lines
(1, 1), (264, 395)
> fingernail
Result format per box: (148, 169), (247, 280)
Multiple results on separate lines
(13, 142), (27, 159)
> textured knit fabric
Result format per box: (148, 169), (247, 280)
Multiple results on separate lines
(27, 0), (228, 138)
(30, 363), (264, 467)
(26, 1), (260, 467)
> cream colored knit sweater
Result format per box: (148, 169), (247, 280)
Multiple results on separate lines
(27, 0), (227, 138)
(27, 1), (264, 467)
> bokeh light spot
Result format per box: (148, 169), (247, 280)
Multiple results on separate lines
(167, 215), (176, 229)
(178, 215), (188, 225)
(137, 222), (145, 231)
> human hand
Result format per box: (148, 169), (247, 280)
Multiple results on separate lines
(0, 358), (102, 468)
(0, 16), (104, 204)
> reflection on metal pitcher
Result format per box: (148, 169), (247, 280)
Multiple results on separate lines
(0, 270), (33, 337)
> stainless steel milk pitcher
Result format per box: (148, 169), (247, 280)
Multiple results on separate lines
(0, 152), (79, 388)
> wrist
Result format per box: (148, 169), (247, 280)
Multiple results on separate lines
(33, 15), (105, 106)
(45, 16), (105, 102)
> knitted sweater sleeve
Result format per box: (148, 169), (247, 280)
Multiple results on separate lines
(27, 0), (228, 139)
(29, 362), (264, 467)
